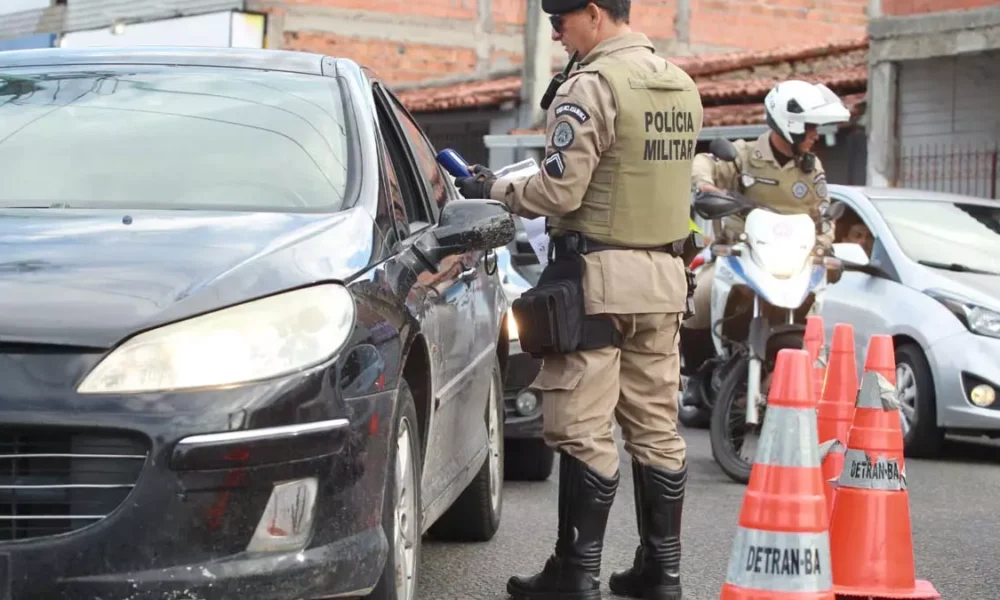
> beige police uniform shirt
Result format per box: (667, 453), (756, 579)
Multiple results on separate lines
(490, 33), (689, 316)
(691, 132), (835, 246)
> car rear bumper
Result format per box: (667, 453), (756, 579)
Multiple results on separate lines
(927, 330), (1000, 431)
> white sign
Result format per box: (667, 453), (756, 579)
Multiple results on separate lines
(59, 11), (265, 49)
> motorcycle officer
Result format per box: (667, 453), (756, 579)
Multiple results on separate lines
(679, 79), (851, 404)
(454, 1), (703, 598)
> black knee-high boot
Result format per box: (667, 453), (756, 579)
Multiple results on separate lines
(608, 460), (687, 600)
(506, 452), (619, 600)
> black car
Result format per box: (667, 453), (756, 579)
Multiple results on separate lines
(0, 47), (516, 600)
(496, 230), (554, 481)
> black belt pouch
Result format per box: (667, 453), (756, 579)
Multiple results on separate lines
(511, 253), (585, 357)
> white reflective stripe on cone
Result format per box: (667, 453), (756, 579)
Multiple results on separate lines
(856, 370), (900, 411)
(754, 405), (821, 468)
(837, 448), (906, 491)
(818, 439), (845, 461)
(725, 527), (833, 592)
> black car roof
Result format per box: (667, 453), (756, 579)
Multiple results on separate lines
(0, 46), (365, 79)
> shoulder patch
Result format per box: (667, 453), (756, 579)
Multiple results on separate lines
(551, 121), (575, 150)
(554, 102), (590, 124)
(791, 181), (809, 199)
(543, 152), (566, 179)
(816, 180), (829, 198)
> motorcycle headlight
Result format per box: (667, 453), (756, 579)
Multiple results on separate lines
(77, 284), (356, 394)
(925, 289), (1000, 340)
(751, 241), (812, 279)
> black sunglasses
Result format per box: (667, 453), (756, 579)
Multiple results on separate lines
(549, 4), (594, 33)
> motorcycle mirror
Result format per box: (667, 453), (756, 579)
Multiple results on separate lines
(693, 190), (746, 220)
(709, 138), (739, 162)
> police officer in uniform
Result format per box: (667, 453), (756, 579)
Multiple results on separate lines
(679, 79), (851, 405)
(455, 1), (703, 598)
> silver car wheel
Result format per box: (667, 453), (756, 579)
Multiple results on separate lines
(487, 375), (502, 514)
(896, 363), (918, 437)
(394, 418), (417, 600)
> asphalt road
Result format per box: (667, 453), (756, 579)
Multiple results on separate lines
(418, 428), (1000, 600)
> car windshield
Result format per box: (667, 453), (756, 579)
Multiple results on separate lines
(871, 197), (1000, 274)
(0, 65), (353, 212)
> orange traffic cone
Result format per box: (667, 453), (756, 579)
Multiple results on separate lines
(829, 335), (940, 599)
(720, 349), (833, 600)
(804, 316), (826, 402)
(816, 323), (858, 518)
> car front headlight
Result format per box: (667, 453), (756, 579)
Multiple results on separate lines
(925, 289), (1000, 340)
(77, 284), (356, 394)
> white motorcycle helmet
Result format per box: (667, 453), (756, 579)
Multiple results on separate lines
(763, 80), (851, 153)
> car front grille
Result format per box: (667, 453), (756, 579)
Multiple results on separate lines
(0, 427), (149, 541)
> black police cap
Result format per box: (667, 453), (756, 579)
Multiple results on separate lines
(542, 0), (590, 15)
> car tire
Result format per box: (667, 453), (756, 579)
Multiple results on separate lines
(504, 438), (554, 481)
(369, 379), (422, 600)
(896, 343), (944, 458)
(427, 357), (504, 542)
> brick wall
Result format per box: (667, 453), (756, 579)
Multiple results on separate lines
(274, 0), (870, 84)
(691, 0), (869, 50)
(882, 0), (1000, 16)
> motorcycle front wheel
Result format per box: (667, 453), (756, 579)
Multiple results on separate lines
(709, 337), (802, 484)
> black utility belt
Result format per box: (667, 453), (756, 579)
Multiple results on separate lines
(548, 233), (685, 262)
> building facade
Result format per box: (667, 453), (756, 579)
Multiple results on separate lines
(867, 0), (1000, 199)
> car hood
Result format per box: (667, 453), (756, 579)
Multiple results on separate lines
(923, 270), (1000, 312)
(0, 207), (376, 348)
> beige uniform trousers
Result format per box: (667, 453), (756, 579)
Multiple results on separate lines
(527, 249), (688, 479)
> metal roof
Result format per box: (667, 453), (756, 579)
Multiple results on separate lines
(0, 0), (243, 42)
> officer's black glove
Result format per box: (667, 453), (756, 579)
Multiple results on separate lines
(455, 164), (497, 200)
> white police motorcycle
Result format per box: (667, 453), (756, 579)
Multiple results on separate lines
(690, 138), (867, 484)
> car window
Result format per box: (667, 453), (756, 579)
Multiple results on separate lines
(831, 196), (876, 258)
(871, 198), (1000, 274)
(372, 89), (431, 233)
(0, 65), (356, 212)
(381, 89), (455, 213)
(375, 134), (411, 243)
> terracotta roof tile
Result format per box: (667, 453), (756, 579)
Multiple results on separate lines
(397, 37), (869, 114)
(671, 37), (868, 78)
(397, 76), (522, 113)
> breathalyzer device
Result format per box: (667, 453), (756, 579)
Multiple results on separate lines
(436, 148), (472, 179)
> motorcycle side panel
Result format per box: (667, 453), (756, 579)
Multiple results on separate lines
(710, 256), (740, 356)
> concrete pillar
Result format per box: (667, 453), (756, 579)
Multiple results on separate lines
(866, 60), (898, 187)
(675, 0), (691, 47)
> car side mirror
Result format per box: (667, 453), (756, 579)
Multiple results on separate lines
(416, 199), (516, 264)
(832, 242), (869, 269)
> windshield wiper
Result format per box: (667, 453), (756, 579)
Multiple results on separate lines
(918, 260), (1000, 276)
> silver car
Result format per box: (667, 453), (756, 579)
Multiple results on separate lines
(818, 184), (1000, 457)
